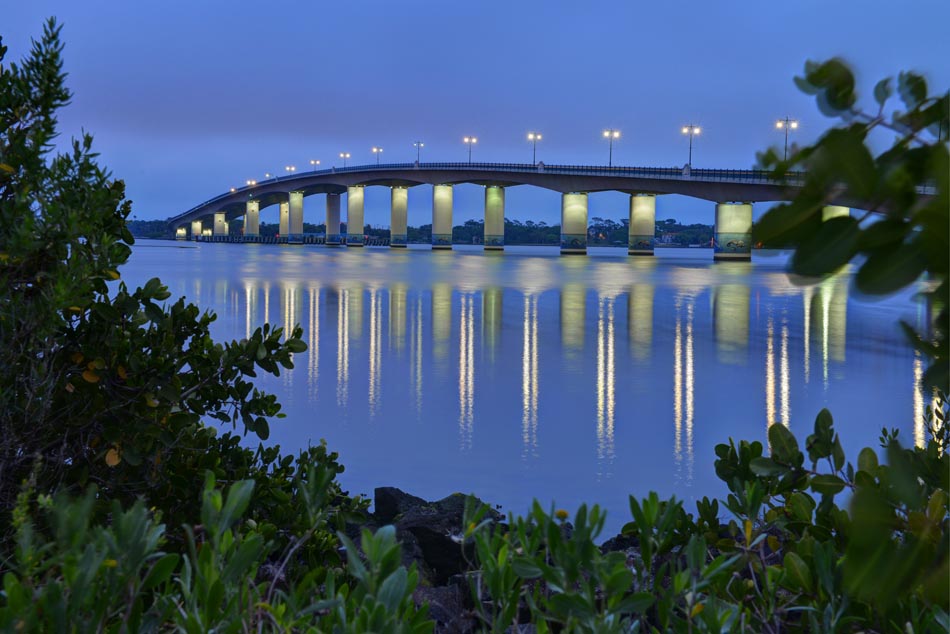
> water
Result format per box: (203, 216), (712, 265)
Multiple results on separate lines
(125, 241), (933, 536)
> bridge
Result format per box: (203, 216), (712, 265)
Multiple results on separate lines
(167, 161), (854, 260)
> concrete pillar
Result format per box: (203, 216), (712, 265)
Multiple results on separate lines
(190, 220), (202, 240)
(289, 191), (304, 239)
(822, 205), (850, 221)
(245, 200), (260, 237)
(713, 202), (753, 261)
(213, 212), (227, 237)
(628, 194), (656, 256)
(175, 226), (187, 240)
(326, 193), (342, 245)
(484, 186), (505, 250)
(432, 184), (453, 249)
(560, 192), (588, 255)
(279, 201), (290, 237)
(347, 186), (365, 246)
(390, 186), (408, 248)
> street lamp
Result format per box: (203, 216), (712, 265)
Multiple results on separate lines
(463, 136), (477, 163)
(775, 117), (799, 161)
(339, 152), (351, 168)
(284, 165), (296, 174)
(527, 132), (542, 165)
(245, 179), (257, 186)
(681, 124), (700, 168)
(264, 172), (273, 180)
(372, 146), (383, 165)
(603, 129), (620, 167)
(414, 140), (424, 163)
(309, 159), (321, 171)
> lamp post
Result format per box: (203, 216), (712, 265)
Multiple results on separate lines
(681, 124), (700, 168)
(245, 179), (257, 186)
(264, 172), (273, 180)
(776, 117), (799, 161)
(463, 136), (477, 163)
(309, 159), (321, 171)
(414, 140), (424, 163)
(527, 132), (542, 165)
(284, 165), (296, 177)
(603, 129), (620, 167)
(372, 146), (383, 165)
(339, 152), (351, 168)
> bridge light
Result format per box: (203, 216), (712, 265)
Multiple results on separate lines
(463, 136), (478, 164)
(246, 179), (257, 186)
(776, 117), (799, 160)
(681, 124), (700, 168)
(339, 152), (351, 168)
(284, 165), (296, 173)
(602, 129), (620, 166)
(527, 132), (542, 165)
(264, 172), (273, 179)
(414, 141), (424, 163)
(309, 159), (321, 171)
(372, 146), (384, 165)
(230, 187), (236, 192)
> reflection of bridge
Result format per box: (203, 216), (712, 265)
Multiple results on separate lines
(168, 162), (855, 261)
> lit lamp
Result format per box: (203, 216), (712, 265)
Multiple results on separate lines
(245, 179), (257, 186)
(284, 165), (296, 174)
(372, 146), (383, 165)
(603, 129), (620, 166)
(776, 117), (798, 161)
(309, 159), (321, 171)
(527, 131), (542, 165)
(414, 140), (424, 163)
(681, 124), (700, 168)
(339, 152), (351, 168)
(463, 136), (477, 163)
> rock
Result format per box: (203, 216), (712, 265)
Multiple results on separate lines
(413, 583), (477, 634)
(600, 531), (639, 554)
(374, 486), (428, 523)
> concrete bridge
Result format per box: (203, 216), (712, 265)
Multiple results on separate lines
(167, 161), (854, 261)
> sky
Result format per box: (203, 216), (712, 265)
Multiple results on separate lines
(5, 0), (949, 226)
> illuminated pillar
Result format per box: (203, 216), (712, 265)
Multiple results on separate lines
(347, 186), (365, 246)
(279, 201), (290, 237)
(245, 200), (260, 237)
(326, 193), (342, 245)
(713, 202), (752, 261)
(484, 186), (505, 250)
(482, 286), (502, 355)
(213, 211), (227, 237)
(175, 226), (187, 240)
(822, 205), (850, 221)
(289, 191), (304, 240)
(628, 194), (656, 256)
(390, 186), (408, 248)
(432, 184), (453, 249)
(560, 192), (588, 255)
(190, 220), (202, 240)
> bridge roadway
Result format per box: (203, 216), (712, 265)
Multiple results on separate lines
(168, 161), (852, 260)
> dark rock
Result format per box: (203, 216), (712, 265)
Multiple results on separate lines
(600, 531), (639, 554)
(414, 583), (477, 634)
(374, 486), (428, 523)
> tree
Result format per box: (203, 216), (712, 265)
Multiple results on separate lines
(755, 59), (948, 392)
(0, 20), (359, 540)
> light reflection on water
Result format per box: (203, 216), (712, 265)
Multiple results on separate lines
(126, 242), (930, 536)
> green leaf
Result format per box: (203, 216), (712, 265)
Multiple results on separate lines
(750, 457), (789, 477)
(377, 567), (409, 612)
(857, 447), (878, 473)
(218, 479), (256, 532)
(768, 423), (800, 464)
(511, 556), (543, 579)
(898, 71), (927, 110)
(783, 552), (814, 593)
(285, 338), (308, 353)
(855, 242), (927, 295)
(873, 78), (892, 107)
(142, 553), (179, 590)
(790, 217), (860, 277)
(810, 474), (846, 496)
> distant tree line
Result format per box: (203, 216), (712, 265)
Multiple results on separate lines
(128, 217), (712, 246)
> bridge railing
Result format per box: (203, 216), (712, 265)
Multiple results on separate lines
(168, 161), (808, 225)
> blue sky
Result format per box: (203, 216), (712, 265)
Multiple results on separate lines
(5, 1), (949, 225)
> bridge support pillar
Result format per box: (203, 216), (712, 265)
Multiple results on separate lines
(289, 191), (304, 241)
(390, 186), (408, 247)
(279, 201), (290, 238)
(347, 186), (365, 246)
(713, 202), (752, 261)
(326, 193), (342, 245)
(244, 200), (260, 237)
(628, 194), (656, 256)
(213, 212), (227, 238)
(432, 184), (453, 249)
(560, 192), (588, 255)
(822, 205), (850, 221)
(175, 226), (187, 240)
(484, 185), (505, 250)
(190, 220), (202, 241)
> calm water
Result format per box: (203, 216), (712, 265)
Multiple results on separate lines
(126, 241), (932, 535)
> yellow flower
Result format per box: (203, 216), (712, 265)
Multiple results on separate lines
(555, 509), (570, 521)
(103, 559), (118, 568)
